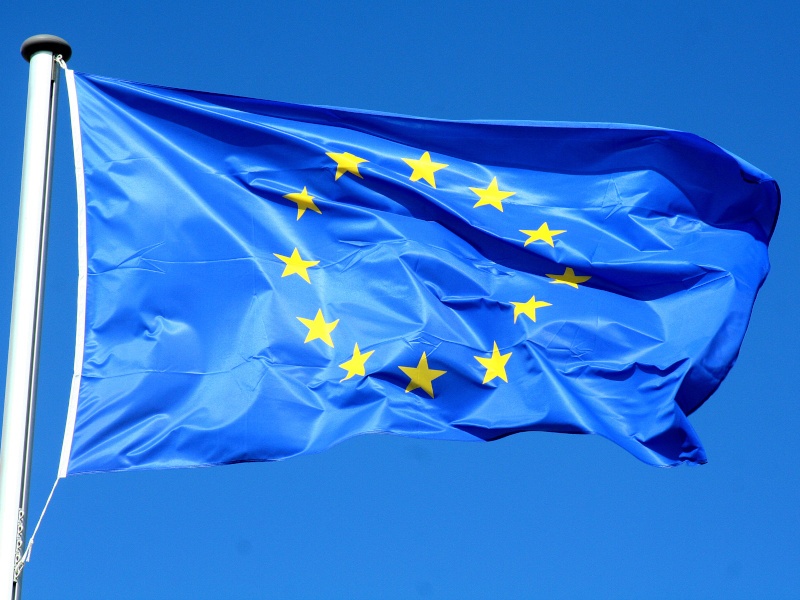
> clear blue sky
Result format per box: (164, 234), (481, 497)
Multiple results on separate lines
(1, 2), (798, 598)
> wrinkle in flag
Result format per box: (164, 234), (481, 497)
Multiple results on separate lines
(60, 71), (779, 475)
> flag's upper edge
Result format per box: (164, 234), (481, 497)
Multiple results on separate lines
(70, 71), (769, 169)
(74, 70), (676, 130)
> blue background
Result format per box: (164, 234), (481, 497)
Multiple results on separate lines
(1, 2), (798, 598)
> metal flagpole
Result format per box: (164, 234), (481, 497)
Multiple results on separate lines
(0, 34), (71, 600)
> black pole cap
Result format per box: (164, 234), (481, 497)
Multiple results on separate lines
(21, 34), (72, 63)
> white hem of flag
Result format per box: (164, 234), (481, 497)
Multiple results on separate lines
(57, 69), (88, 479)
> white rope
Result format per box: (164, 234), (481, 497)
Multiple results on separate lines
(15, 477), (60, 573)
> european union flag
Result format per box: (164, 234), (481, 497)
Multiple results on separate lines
(58, 70), (779, 476)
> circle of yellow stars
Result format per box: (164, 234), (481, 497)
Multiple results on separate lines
(274, 146), (593, 399)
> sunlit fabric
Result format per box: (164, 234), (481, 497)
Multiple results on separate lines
(62, 71), (779, 474)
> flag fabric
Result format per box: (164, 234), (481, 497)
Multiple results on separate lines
(58, 69), (779, 476)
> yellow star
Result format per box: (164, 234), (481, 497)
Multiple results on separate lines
(474, 342), (512, 384)
(297, 309), (339, 347)
(326, 151), (368, 181)
(274, 248), (319, 283)
(546, 267), (592, 289)
(520, 223), (566, 247)
(510, 295), (552, 323)
(402, 151), (448, 188)
(469, 177), (516, 212)
(399, 352), (447, 398)
(339, 343), (375, 382)
(283, 186), (321, 220)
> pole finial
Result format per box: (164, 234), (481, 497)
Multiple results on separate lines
(20, 35), (72, 63)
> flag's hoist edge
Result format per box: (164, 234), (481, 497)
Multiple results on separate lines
(58, 69), (87, 478)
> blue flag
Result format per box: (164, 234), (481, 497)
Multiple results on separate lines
(58, 70), (779, 476)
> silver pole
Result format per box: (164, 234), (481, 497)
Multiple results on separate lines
(0, 35), (71, 600)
